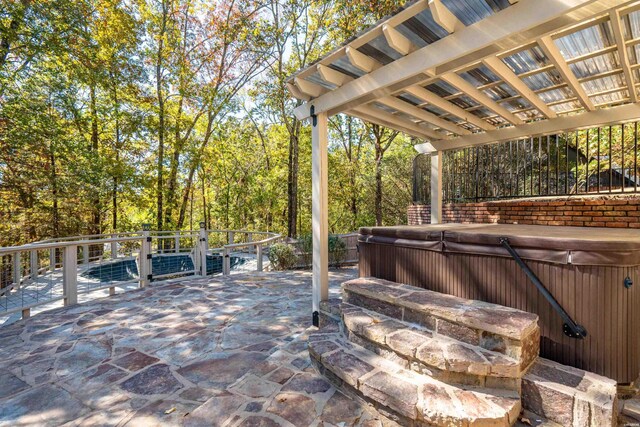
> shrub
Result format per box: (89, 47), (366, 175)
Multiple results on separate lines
(268, 243), (298, 271)
(328, 234), (347, 267)
(297, 233), (347, 267)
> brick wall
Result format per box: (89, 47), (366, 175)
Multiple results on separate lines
(408, 194), (640, 228)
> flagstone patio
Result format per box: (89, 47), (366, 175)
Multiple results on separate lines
(0, 268), (392, 427)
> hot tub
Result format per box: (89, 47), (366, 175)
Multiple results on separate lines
(358, 223), (640, 384)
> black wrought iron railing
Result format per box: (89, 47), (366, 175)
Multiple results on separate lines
(413, 121), (640, 204)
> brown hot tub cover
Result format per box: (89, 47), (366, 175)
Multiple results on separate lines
(359, 223), (640, 266)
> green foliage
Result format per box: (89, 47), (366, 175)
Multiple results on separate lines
(297, 234), (348, 267)
(268, 243), (298, 271)
(0, 0), (416, 247)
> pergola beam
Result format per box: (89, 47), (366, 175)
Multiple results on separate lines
(428, 102), (640, 151)
(428, 0), (463, 33)
(440, 72), (524, 125)
(483, 56), (557, 119)
(295, 78), (325, 98)
(404, 86), (496, 131)
(537, 36), (595, 111)
(346, 47), (382, 73)
(294, 0), (622, 120)
(378, 96), (471, 135)
(383, 24), (415, 56)
(317, 64), (352, 87)
(609, 10), (638, 103)
(351, 105), (445, 141)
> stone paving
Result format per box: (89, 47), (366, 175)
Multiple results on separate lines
(0, 268), (394, 427)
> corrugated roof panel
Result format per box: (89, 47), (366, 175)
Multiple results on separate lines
(400, 9), (449, 45)
(581, 74), (625, 95)
(306, 73), (337, 90)
(555, 22), (614, 60)
(425, 80), (459, 97)
(484, 83), (517, 101)
(538, 88), (573, 104)
(450, 95), (478, 110)
(441, 0), (503, 26)
(522, 69), (564, 91)
(501, 98), (533, 112)
(398, 93), (423, 106)
(591, 90), (628, 105)
(568, 53), (620, 79)
(549, 101), (582, 113)
(367, 35), (404, 62)
(503, 47), (549, 74)
(623, 10), (640, 40)
(459, 65), (500, 87)
(331, 57), (366, 79)
(356, 44), (395, 65)
(515, 109), (541, 121)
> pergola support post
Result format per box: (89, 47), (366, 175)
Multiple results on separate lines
(312, 109), (329, 326)
(431, 151), (443, 224)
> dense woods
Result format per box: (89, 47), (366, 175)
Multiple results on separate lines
(0, 0), (416, 246)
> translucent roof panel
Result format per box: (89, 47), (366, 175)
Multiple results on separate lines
(522, 69), (564, 91)
(537, 87), (574, 104)
(591, 90), (628, 106)
(459, 65), (500, 87)
(549, 101), (582, 113)
(501, 98), (533, 113)
(397, 93), (424, 106)
(623, 10), (640, 40)
(306, 74), (337, 90)
(568, 53), (620, 79)
(331, 57), (366, 79)
(581, 74), (625, 95)
(450, 95), (478, 110)
(484, 83), (517, 101)
(503, 47), (549, 74)
(441, 0), (509, 26)
(399, 9), (449, 45)
(554, 22), (614, 60)
(425, 80), (460, 98)
(372, 102), (399, 115)
(367, 35), (404, 62)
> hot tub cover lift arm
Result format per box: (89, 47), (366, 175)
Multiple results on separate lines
(499, 237), (588, 340)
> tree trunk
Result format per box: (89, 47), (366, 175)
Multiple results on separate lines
(89, 83), (101, 236)
(287, 120), (300, 237)
(375, 156), (383, 226)
(155, 0), (168, 231)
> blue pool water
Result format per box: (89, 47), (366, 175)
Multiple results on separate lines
(81, 254), (245, 283)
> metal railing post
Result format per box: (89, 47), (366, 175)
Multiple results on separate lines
(256, 244), (263, 272)
(175, 231), (180, 253)
(228, 231), (235, 245)
(199, 222), (208, 276)
(83, 244), (90, 264)
(223, 247), (231, 275)
(63, 245), (78, 306)
(111, 234), (118, 259)
(30, 250), (38, 281)
(139, 224), (151, 288)
(13, 252), (21, 289)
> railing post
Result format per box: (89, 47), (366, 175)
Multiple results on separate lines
(30, 250), (38, 281)
(175, 231), (180, 253)
(199, 222), (208, 276)
(111, 234), (118, 259)
(13, 252), (21, 289)
(63, 245), (78, 306)
(228, 231), (234, 245)
(49, 248), (56, 271)
(223, 247), (231, 275)
(139, 224), (151, 288)
(83, 244), (90, 264)
(256, 244), (263, 272)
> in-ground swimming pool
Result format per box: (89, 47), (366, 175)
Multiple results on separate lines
(81, 253), (245, 283)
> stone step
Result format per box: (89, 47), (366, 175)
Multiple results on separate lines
(521, 358), (618, 427)
(308, 330), (521, 427)
(341, 302), (524, 390)
(343, 278), (540, 368)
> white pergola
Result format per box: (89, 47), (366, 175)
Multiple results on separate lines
(287, 0), (640, 319)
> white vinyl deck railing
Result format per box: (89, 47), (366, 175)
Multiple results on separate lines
(0, 223), (281, 322)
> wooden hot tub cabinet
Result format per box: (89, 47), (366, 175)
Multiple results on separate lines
(358, 223), (640, 383)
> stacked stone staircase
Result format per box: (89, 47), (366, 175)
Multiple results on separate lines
(309, 277), (618, 427)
